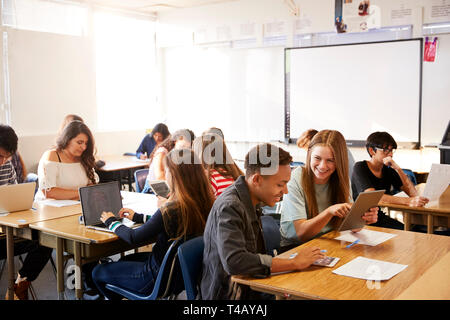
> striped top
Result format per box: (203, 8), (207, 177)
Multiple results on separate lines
(210, 169), (234, 197)
(0, 160), (17, 186)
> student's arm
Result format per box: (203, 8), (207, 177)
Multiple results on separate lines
(136, 135), (149, 160)
(364, 187), (428, 207)
(383, 156), (417, 196)
(153, 152), (166, 181)
(101, 209), (163, 244)
(293, 203), (352, 243)
(44, 188), (80, 200)
(271, 246), (324, 274)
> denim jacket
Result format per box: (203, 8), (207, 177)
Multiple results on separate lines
(200, 176), (272, 300)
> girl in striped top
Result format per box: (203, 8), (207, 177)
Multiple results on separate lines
(193, 130), (243, 197)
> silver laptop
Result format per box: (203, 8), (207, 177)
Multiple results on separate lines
(337, 190), (385, 232)
(0, 182), (36, 214)
(79, 181), (138, 233)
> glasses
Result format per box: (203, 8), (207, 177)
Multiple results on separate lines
(373, 145), (396, 155)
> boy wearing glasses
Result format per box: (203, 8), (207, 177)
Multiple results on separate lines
(351, 131), (429, 229)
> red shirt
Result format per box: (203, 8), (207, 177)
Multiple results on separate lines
(210, 169), (234, 197)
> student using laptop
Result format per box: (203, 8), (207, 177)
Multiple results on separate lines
(193, 131), (243, 197)
(92, 148), (214, 300)
(280, 130), (378, 251)
(136, 123), (170, 160)
(351, 131), (429, 229)
(36, 120), (99, 200)
(201, 143), (326, 300)
(0, 124), (52, 300)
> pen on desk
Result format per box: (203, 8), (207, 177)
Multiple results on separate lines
(31, 207), (37, 211)
(345, 239), (360, 249)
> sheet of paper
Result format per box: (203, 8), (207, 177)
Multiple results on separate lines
(422, 163), (450, 202)
(37, 199), (80, 207)
(335, 229), (397, 246)
(332, 256), (408, 281)
(121, 191), (157, 216)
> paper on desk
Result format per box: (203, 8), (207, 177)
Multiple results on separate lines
(37, 199), (80, 207)
(422, 163), (450, 202)
(121, 191), (157, 216)
(335, 229), (397, 246)
(332, 256), (408, 281)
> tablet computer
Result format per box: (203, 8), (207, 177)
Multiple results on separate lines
(148, 180), (170, 198)
(337, 190), (385, 232)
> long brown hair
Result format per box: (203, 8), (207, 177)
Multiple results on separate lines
(301, 130), (349, 222)
(56, 120), (97, 184)
(193, 133), (243, 180)
(162, 148), (215, 240)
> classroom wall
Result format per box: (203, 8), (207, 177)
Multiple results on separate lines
(2, 0), (448, 172)
(157, 0), (447, 171)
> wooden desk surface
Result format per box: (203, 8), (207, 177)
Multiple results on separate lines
(0, 202), (82, 228)
(97, 155), (148, 172)
(30, 214), (118, 244)
(379, 185), (450, 214)
(232, 226), (450, 300)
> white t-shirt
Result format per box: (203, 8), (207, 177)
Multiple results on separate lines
(36, 159), (99, 200)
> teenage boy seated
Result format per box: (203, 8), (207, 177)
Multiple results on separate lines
(200, 143), (325, 300)
(0, 124), (52, 300)
(351, 131), (429, 230)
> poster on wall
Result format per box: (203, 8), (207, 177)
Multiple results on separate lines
(385, 0), (414, 26)
(424, 0), (450, 24)
(342, 0), (381, 32)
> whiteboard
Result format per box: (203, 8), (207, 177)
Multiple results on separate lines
(286, 39), (422, 147)
(162, 46), (285, 142)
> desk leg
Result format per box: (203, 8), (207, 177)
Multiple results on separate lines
(56, 238), (65, 300)
(427, 215), (434, 234)
(128, 169), (133, 192)
(73, 242), (82, 300)
(403, 212), (411, 231)
(6, 227), (15, 300)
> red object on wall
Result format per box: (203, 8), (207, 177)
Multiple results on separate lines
(424, 37), (437, 62)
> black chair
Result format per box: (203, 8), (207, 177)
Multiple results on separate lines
(104, 240), (180, 300)
(261, 215), (281, 257)
(177, 236), (204, 300)
(134, 169), (149, 193)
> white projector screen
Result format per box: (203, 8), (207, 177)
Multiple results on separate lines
(286, 39), (422, 148)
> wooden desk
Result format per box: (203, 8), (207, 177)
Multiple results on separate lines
(96, 155), (148, 191)
(0, 203), (82, 300)
(379, 185), (450, 234)
(29, 191), (158, 300)
(232, 226), (450, 300)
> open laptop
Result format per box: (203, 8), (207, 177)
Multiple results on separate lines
(79, 181), (138, 233)
(0, 182), (36, 214)
(337, 189), (385, 232)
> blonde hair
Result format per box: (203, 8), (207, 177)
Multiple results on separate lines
(301, 130), (349, 223)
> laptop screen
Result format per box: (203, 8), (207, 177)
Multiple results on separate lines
(79, 182), (123, 226)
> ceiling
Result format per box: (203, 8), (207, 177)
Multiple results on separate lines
(86, 0), (239, 15)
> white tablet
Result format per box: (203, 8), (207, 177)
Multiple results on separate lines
(337, 190), (385, 232)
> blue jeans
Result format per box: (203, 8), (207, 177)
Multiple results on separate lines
(92, 252), (159, 300)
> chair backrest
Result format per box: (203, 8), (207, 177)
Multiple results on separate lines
(134, 169), (149, 193)
(402, 168), (417, 185)
(177, 236), (204, 300)
(105, 239), (180, 300)
(261, 215), (281, 256)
